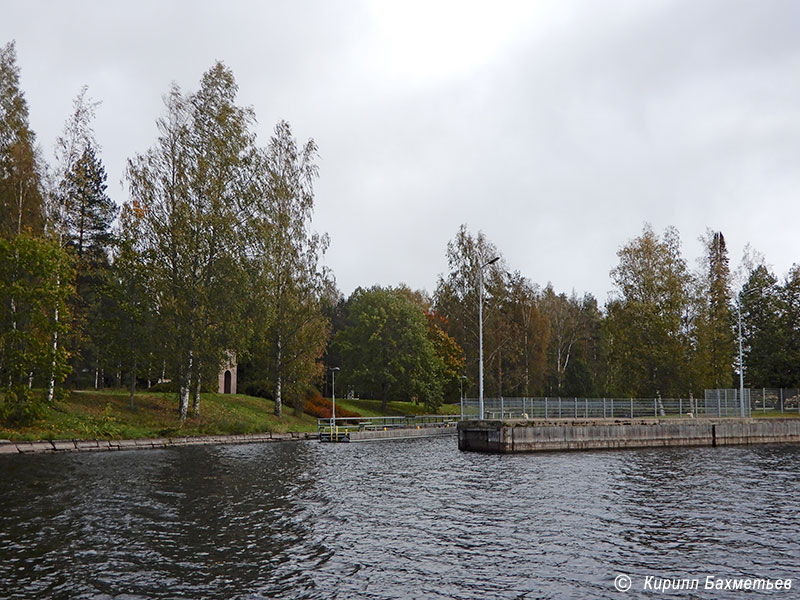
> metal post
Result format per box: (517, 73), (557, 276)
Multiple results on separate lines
(584, 397), (588, 418)
(738, 302), (746, 418)
(478, 257), (499, 420)
(479, 266), (484, 421)
(459, 376), (465, 420)
(330, 366), (340, 441)
(630, 398), (633, 419)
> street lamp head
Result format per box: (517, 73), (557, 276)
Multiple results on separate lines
(482, 256), (500, 269)
(329, 366), (340, 371)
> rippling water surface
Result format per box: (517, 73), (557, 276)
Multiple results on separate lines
(1, 438), (798, 599)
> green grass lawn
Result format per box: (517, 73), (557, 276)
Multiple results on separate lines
(0, 389), (320, 442)
(0, 390), (460, 442)
(334, 397), (460, 417)
(751, 409), (800, 418)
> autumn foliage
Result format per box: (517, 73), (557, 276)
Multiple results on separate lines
(303, 391), (359, 419)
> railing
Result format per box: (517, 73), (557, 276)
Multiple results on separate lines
(747, 388), (800, 413)
(459, 395), (777, 419)
(317, 415), (460, 440)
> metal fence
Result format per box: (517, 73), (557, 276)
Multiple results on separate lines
(461, 397), (705, 419)
(461, 390), (800, 420)
(317, 414), (460, 437)
(704, 389), (751, 418)
(747, 388), (800, 413)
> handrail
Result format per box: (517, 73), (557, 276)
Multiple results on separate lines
(317, 414), (460, 437)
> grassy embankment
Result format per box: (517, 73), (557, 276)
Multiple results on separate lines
(0, 389), (459, 442)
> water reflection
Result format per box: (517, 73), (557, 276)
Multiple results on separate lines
(1, 440), (798, 599)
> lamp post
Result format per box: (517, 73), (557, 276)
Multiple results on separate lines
(329, 366), (340, 439)
(460, 375), (467, 420)
(479, 256), (500, 420)
(737, 288), (756, 418)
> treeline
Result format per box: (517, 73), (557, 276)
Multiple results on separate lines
(2, 41), (799, 426)
(424, 224), (800, 403)
(1, 43), (331, 424)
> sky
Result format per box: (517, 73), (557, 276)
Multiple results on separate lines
(3, 0), (800, 302)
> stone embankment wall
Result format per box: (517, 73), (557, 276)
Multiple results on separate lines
(0, 431), (318, 455)
(457, 418), (800, 453)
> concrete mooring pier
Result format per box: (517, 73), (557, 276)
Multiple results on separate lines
(457, 418), (800, 453)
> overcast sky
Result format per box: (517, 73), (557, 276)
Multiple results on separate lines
(4, 0), (800, 301)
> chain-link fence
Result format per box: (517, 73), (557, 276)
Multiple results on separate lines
(459, 389), (800, 420)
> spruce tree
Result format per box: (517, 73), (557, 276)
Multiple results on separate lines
(0, 41), (44, 237)
(63, 143), (117, 386)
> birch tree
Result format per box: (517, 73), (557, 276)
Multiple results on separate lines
(43, 86), (98, 401)
(127, 63), (256, 421)
(605, 224), (692, 397)
(0, 235), (71, 423)
(248, 121), (330, 417)
(434, 225), (506, 397)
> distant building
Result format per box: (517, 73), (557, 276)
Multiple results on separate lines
(218, 352), (237, 394)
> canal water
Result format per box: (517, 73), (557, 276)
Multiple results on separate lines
(1, 438), (798, 599)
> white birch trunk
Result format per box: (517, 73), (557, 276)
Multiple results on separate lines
(179, 350), (192, 422)
(46, 302), (59, 404)
(192, 361), (201, 417)
(274, 336), (283, 417)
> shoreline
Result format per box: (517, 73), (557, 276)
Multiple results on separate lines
(0, 431), (319, 455)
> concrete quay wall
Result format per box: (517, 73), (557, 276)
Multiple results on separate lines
(457, 418), (800, 453)
(0, 431), (318, 456)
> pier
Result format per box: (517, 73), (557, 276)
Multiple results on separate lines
(457, 417), (800, 453)
(318, 415), (459, 442)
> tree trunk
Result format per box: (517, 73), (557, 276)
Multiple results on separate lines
(274, 336), (283, 417)
(497, 346), (503, 398)
(179, 350), (192, 422)
(192, 361), (201, 417)
(129, 357), (137, 410)
(46, 300), (59, 404)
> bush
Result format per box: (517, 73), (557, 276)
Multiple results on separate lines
(1, 387), (45, 426)
(243, 382), (272, 400)
(303, 390), (359, 419)
(148, 381), (177, 393)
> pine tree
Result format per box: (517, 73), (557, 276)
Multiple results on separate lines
(63, 144), (117, 386)
(693, 231), (735, 390)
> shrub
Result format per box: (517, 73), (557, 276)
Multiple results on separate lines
(303, 390), (359, 419)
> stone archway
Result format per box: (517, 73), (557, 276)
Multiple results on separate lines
(218, 352), (237, 394)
